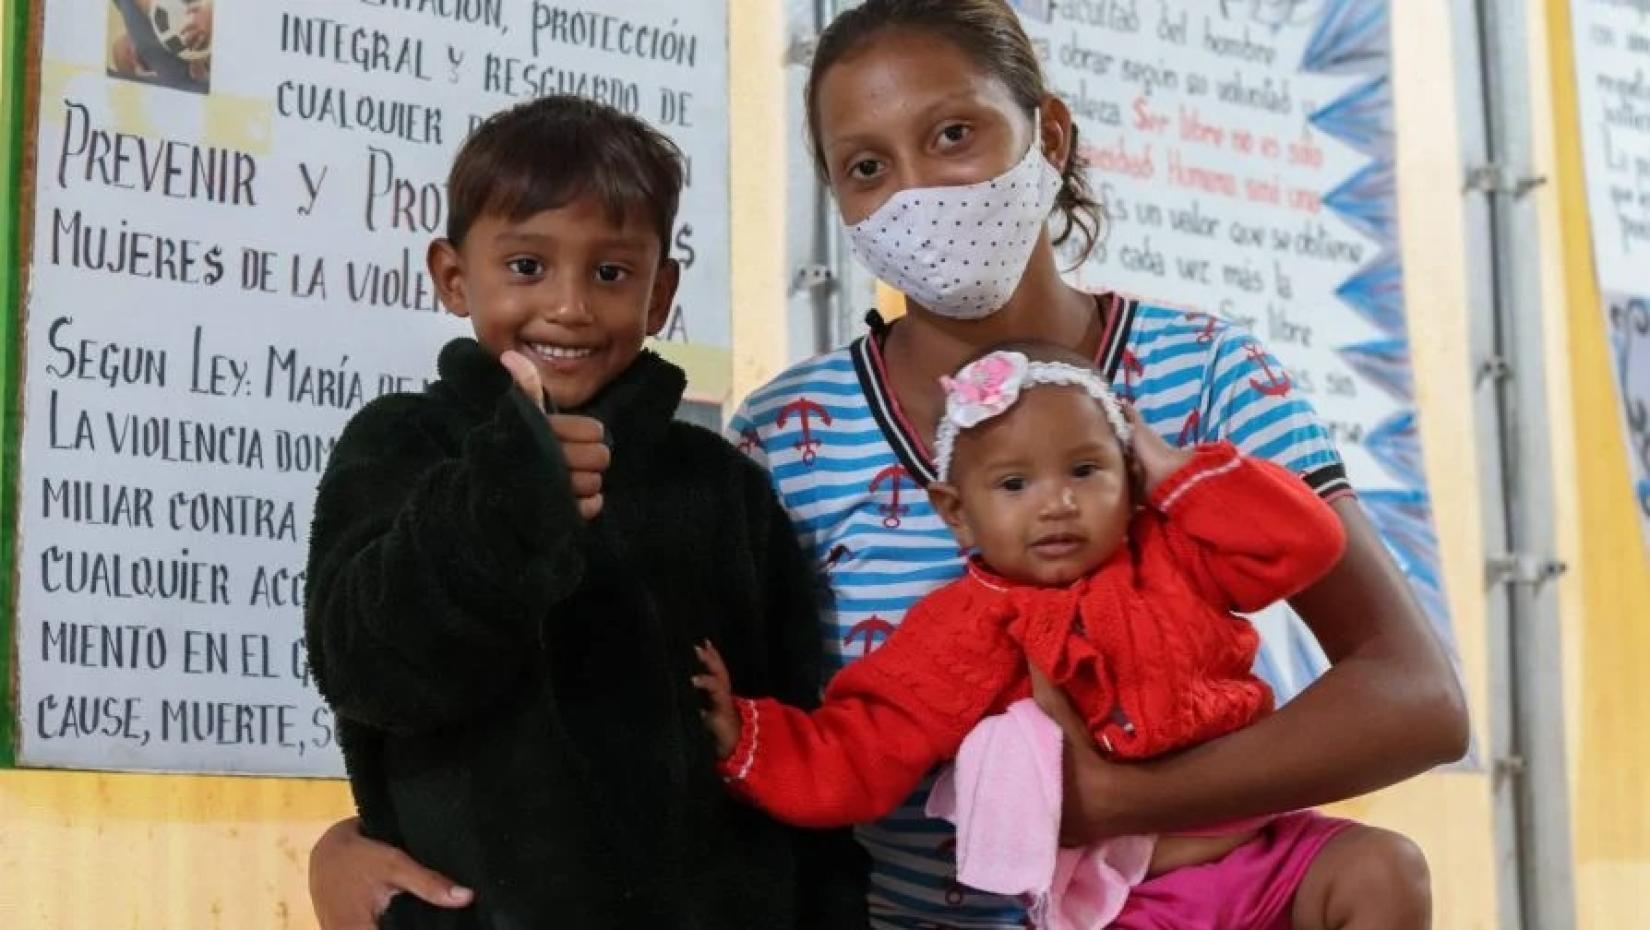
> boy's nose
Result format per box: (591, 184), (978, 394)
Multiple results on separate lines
(544, 281), (594, 325)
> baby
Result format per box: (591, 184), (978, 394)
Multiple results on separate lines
(696, 342), (1416, 927)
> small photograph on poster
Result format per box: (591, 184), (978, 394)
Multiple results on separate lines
(106, 0), (213, 95)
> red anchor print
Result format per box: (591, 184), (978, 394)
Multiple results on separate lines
(1119, 349), (1145, 401)
(869, 464), (912, 528)
(776, 398), (832, 465)
(1244, 343), (1293, 397)
(736, 427), (764, 455)
(1184, 310), (1219, 344)
(843, 615), (895, 657)
(1177, 408), (1202, 446)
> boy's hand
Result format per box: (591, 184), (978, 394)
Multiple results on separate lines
(501, 350), (610, 521)
(1125, 405), (1194, 498)
(692, 641), (740, 760)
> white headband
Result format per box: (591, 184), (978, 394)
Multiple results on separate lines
(933, 350), (1131, 482)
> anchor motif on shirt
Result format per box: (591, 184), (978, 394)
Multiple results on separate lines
(843, 615), (895, 657)
(776, 398), (832, 465)
(1244, 343), (1293, 397)
(869, 464), (912, 528)
(1184, 310), (1219, 344)
(1118, 349), (1145, 401)
(736, 427), (764, 455)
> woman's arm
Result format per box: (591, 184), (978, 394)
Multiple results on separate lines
(308, 818), (472, 930)
(1057, 498), (1469, 842)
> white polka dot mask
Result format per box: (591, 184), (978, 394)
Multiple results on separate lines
(844, 117), (1064, 320)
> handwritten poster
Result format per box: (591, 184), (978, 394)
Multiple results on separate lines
(14, 0), (730, 776)
(1014, 0), (1454, 698)
(1569, 0), (1650, 555)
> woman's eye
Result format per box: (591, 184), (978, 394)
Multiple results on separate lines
(595, 264), (629, 283)
(506, 257), (543, 277)
(937, 123), (971, 148)
(847, 158), (883, 181)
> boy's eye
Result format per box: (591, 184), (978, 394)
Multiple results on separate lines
(506, 257), (543, 277)
(594, 264), (629, 283)
(846, 157), (883, 181)
(936, 123), (971, 148)
(996, 475), (1027, 493)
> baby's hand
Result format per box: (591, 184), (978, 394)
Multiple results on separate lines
(1125, 405), (1194, 497)
(500, 350), (610, 521)
(691, 641), (740, 760)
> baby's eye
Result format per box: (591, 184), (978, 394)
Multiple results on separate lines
(594, 264), (629, 283)
(506, 257), (543, 277)
(1072, 461), (1100, 479)
(996, 475), (1027, 493)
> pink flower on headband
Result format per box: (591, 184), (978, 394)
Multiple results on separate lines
(940, 351), (1029, 430)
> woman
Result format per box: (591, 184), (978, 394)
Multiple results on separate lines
(307, 2), (1466, 927)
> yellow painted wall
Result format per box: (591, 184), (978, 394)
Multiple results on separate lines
(1543, 2), (1650, 925)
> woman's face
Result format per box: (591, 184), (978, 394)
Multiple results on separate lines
(813, 31), (1041, 225)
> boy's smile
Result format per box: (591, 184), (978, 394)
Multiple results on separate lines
(430, 195), (679, 410)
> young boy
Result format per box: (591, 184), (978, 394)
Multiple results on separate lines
(304, 96), (866, 929)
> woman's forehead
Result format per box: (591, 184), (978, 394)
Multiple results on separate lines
(814, 32), (1018, 139)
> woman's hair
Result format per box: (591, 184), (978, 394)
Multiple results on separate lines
(805, 0), (1104, 266)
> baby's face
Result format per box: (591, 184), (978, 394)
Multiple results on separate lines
(933, 386), (1133, 586)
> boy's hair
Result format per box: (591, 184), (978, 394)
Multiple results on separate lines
(446, 95), (684, 258)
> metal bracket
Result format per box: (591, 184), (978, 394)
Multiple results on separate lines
(1475, 355), (1513, 387)
(1486, 553), (1568, 587)
(1492, 754), (1527, 784)
(789, 263), (835, 295)
(1464, 162), (1548, 198)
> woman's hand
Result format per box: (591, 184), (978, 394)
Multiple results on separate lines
(308, 817), (473, 930)
(1028, 665), (1143, 845)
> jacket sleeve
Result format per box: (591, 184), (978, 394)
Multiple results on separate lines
(743, 482), (870, 926)
(1149, 442), (1347, 613)
(718, 594), (1008, 830)
(304, 389), (585, 734)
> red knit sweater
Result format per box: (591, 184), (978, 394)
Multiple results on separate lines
(717, 443), (1347, 829)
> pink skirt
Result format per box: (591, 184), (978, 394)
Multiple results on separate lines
(1109, 810), (1353, 929)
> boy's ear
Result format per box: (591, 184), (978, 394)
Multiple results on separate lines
(428, 239), (468, 318)
(645, 258), (681, 336)
(926, 481), (974, 549)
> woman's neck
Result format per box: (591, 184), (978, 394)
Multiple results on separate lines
(882, 244), (1102, 446)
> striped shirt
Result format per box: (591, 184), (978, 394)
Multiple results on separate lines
(726, 294), (1349, 929)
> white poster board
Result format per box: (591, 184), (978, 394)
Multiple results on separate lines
(15, 0), (730, 776)
(1014, 0), (1455, 697)
(1569, 0), (1650, 555)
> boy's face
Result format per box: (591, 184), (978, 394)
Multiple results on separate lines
(430, 195), (678, 410)
(929, 387), (1133, 587)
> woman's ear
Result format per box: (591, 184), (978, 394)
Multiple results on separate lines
(927, 481), (974, 549)
(1038, 94), (1075, 169)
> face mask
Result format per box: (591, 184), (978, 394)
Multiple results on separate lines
(844, 115), (1064, 320)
